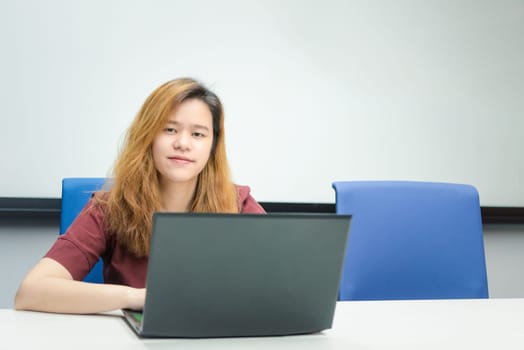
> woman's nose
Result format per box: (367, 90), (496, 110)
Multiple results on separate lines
(173, 131), (190, 150)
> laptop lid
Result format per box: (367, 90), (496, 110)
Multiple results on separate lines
(136, 213), (351, 338)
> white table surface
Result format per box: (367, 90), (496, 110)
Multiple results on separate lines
(3, 298), (524, 350)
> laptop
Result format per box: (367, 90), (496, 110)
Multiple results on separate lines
(123, 212), (351, 338)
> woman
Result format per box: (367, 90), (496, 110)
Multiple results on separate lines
(15, 78), (266, 313)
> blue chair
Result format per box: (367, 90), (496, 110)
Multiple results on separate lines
(60, 177), (107, 283)
(332, 181), (489, 300)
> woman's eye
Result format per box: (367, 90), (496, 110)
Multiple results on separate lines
(193, 132), (205, 138)
(165, 128), (176, 134)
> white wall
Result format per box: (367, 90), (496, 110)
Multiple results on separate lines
(483, 224), (524, 297)
(0, 217), (58, 308)
(2, 0), (523, 205)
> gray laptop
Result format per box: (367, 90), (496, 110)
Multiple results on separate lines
(123, 213), (351, 338)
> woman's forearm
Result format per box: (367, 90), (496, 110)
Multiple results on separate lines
(14, 258), (145, 314)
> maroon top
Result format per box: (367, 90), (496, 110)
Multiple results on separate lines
(45, 185), (266, 287)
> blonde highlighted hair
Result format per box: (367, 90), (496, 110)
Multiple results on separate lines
(95, 78), (238, 257)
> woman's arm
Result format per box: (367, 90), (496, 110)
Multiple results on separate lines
(15, 258), (145, 314)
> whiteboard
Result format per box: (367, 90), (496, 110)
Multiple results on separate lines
(1, 0), (523, 206)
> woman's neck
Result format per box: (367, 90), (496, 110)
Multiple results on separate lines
(159, 180), (197, 212)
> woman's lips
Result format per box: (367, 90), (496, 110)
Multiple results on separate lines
(168, 156), (193, 164)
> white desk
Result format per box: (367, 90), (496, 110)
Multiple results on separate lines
(3, 299), (524, 349)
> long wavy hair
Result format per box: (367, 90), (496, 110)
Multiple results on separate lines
(95, 78), (239, 257)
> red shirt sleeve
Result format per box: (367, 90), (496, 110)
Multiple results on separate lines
(45, 199), (108, 281)
(237, 185), (266, 214)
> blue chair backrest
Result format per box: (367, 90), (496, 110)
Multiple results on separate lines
(60, 177), (107, 283)
(332, 181), (489, 300)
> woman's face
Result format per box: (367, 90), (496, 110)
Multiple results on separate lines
(152, 98), (214, 188)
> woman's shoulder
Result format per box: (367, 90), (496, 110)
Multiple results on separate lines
(80, 191), (110, 224)
(235, 185), (266, 214)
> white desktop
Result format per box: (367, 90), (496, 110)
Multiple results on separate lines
(3, 298), (524, 350)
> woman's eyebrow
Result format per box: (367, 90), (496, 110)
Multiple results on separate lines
(192, 124), (210, 131)
(166, 120), (209, 131)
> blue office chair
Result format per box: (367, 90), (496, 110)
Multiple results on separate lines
(332, 181), (489, 300)
(60, 177), (108, 283)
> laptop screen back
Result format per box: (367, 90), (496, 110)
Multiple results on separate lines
(140, 213), (351, 338)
